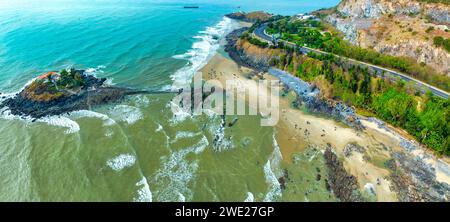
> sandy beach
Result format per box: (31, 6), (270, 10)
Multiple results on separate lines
(199, 51), (450, 201)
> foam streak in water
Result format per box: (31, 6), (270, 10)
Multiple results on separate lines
(106, 153), (136, 171)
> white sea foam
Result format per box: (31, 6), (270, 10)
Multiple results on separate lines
(103, 78), (115, 86)
(69, 110), (116, 126)
(106, 153), (136, 171)
(171, 130), (205, 147)
(152, 148), (199, 202)
(155, 124), (163, 132)
(167, 100), (191, 124)
(0, 107), (33, 122)
(271, 133), (283, 172)
(263, 134), (284, 202)
(244, 192), (255, 202)
(202, 108), (218, 118)
(0, 107), (120, 134)
(160, 84), (172, 91)
(0, 77), (38, 111)
(174, 131), (201, 142)
(175, 131), (198, 139)
(154, 123), (171, 149)
(133, 95), (150, 107)
(190, 135), (209, 154)
(134, 176), (152, 202)
(178, 192), (186, 202)
(170, 17), (237, 90)
(0, 106), (81, 134)
(168, 17), (238, 125)
(263, 160), (282, 202)
(108, 105), (143, 124)
(84, 65), (106, 77)
(211, 116), (234, 152)
(37, 116), (80, 134)
(151, 135), (209, 201)
(364, 183), (376, 196)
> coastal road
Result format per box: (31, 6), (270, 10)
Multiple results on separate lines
(253, 24), (450, 99)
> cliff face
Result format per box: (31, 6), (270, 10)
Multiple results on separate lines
(336, 0), (449, 23)
(326, 0), (450, 75)
(235, 38), (283, 66)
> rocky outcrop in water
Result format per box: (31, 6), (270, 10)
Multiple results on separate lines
(0, 69), (156, 119)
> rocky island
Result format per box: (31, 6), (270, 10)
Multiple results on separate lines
(0, 68), (149, 119)
(225, 11), (273, 23)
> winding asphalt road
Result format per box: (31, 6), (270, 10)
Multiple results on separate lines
(253, 24), (449, 99)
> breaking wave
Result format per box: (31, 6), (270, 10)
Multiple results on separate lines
(263, 160), (282, 202)
(134, 176), (152, 202)
(108, 105), (143, 125)
(170, 16), (237, 90)
(263, 133), (284, 202)
(244, 192), (255, 202)
(84, 65), (106, 77)
(70, 110), (116, 126)
(167, 17), (238, 125)
(151, 135), (209, 201)
(106, 153), (136, 171)
(38, 116), (81, 134)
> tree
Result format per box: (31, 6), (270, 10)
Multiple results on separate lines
(433, 36), (444, 47)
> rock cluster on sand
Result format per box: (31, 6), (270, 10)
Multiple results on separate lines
(388, 152), (450, 202)
(343, 142), (366, 157)
(324, 146), (363, 202)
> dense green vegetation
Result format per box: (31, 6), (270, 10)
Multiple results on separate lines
(57, 69), (86, 89)
(433, 36), (450, 53)
(240, 31), (269, 48)
(266, 18), (450, 92)
(266, 18), (323, 34)
(267, 50), (450, 155)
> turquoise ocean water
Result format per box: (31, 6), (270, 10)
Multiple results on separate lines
(0, 0), (339, 201)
